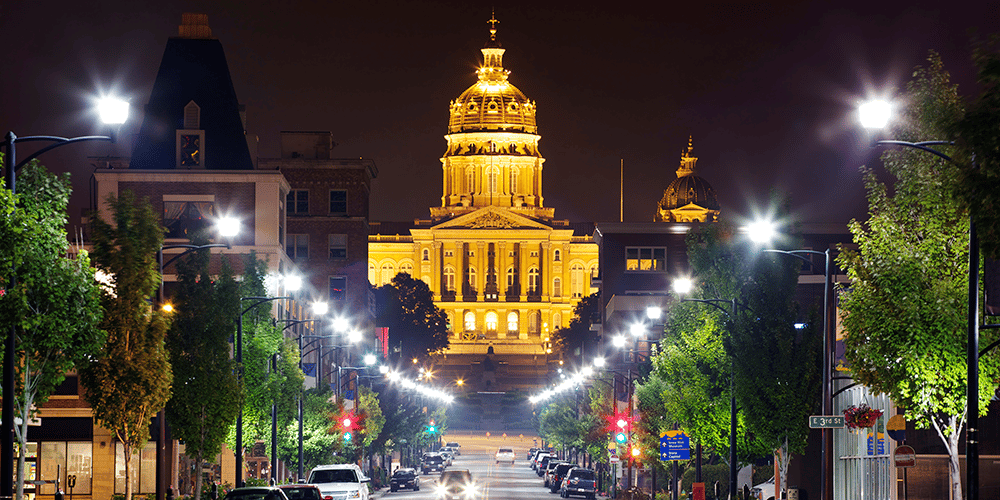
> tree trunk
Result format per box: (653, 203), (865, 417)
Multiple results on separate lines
(192, 451), (204, 500)
(124, 441), (134, 500)
(930, 414), (963, 500)
(776, 438), (791, 500)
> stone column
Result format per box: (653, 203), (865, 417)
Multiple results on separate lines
(477, 241), (486, 302)
(519, 241), (530, 302)
(541, 241), (551, 302)
(455, 240), (464, 298)
(497, 241), (507, 301)
(432, 241), (443, 301)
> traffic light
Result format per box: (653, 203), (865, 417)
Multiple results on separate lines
(427, 419), (437, 434)
(614, 417), (629, 444)
(340, 413), (358, 442)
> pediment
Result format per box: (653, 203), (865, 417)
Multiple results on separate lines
(432, 206), (551, 231)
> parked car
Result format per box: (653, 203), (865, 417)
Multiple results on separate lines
(495, 447), (515, 464)
(389, 468), (420, 492)
(531, 451), (550, 471)
(559, 467), (597, 499)
(277, 485), (322, 500)
(435, 469), (476, 500)
(536, 455), (558, 476)
(439, 449), (454, 466)
(548, 463), (575, 492)
(224, 487), (289, 500)
(526, 447), (539, 460)
(446, 441), (462, 455)
(307, 464), (370, 500)
(422, 453), (447, 474)
(542, 460), (564, 487)
(752, 476), (775, 500)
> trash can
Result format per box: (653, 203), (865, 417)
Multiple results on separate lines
(787, 487), (799, 500)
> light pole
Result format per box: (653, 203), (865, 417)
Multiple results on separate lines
(672, 278), (739, 500)
(860, 100), (983, 500)
(2, 97), (128, 500)
(236, 291), (298, 487)
(275, 306), (326, 482)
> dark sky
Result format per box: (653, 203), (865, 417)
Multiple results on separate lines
(3, 1), (997, 231)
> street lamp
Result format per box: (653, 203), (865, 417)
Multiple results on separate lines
(2, 97), (129, 500)
(860, 101), (983, 499)
(275, 302), (326, 482)
(235, 277), (300, 487)
(672, 279), (739, 500)
(748, 220), (835, 500)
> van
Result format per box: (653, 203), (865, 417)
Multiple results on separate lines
(307, 464), (370, 500)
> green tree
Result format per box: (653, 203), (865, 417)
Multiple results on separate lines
(279, 389), (340, 473)
(837, 52), (998, 500)
(537, 394), (585, 451)
(79, 190), (173, 500)
(551, 292), (600, 363)
(374, 274), (449, 364)
(164, 244), (241, 500)
(0, 162), (104, 500)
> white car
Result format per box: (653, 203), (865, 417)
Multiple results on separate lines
(752, 476), (775, 500)
(495, 447), (515, 464)
(308, 464), (370, 500)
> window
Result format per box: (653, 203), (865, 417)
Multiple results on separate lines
(625, 247), (666, 271)
(329, 189), (348, 214)
(176, 131), (204, 168)
(381, 264), (395, 285)
(553, 249), (561, 261)
(485, 312), (498, 332)
(400, 262), (413, 276)
(183, 101), (201, 129)
(163, 199), (215, 239)
(530, 251), (538, 257)
(287, 190), (309, 214)
(41, 442), (93, 495)
(528, 267), (539, 291)
(510, 167), (518, 193)
(528, 311), (540, 334)
(464, 311), (476, 331)
(506, 267), (517, 287)
(328, 234), (347, 259)
(553, 277), (562, 297)
(116, 442), (154, 494)
(445, 250), (454, 257)
(571, 264), (585, 298)
(444, 267), (456, 291)
(486, 165), (499, 193)
(368, 263), (378, 285)
(553, 313), (561, 329)
(466, 167), (475, 193)
(286, 234), (308, 261)
(467, 267), (477, 287)
(329, 276), (347, 301)
(422, 248), (430, 261)
(507, 312), (518, 333)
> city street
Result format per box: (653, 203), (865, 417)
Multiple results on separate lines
(378, 432), (580, 500)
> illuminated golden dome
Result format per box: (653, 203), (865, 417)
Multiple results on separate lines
(448, 16), (537, 134)
(656, 137), (720, 223)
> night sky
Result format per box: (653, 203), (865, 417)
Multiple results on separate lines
(3, 1), (998, 231)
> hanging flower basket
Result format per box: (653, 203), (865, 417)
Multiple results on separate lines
(843, 404), (883, 429)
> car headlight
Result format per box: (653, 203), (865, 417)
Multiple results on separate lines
(462, 484), (479, 498)
(435, 485), (449, 497)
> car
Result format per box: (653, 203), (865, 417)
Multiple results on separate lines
(542, 460), (564, 487)
(526, 447), (539, 460)
(439, 450), (454, 466)
(422, 453), (447, 474)
(446, 442), (462, 455)
(559, 467), (596, 499)
(277, 485), (322, 500)
(224, 487), (289, 500)
(495, 447), (515, 464)
(536, 455), (558, 476)
(548, 463), (576, 493)
(307, 464), (370, 500)
(389, 468), (421, 492)
(435, 469), (477, 500)
(531, 452), (550, 471)
(751, 476), (775, 500)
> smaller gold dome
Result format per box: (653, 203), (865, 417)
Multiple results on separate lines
(656, 137), (720, 223)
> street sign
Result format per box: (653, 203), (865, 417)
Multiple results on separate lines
(809, 415), (845, 428)
(609, 449), (619, 464)
(659, 430), (690, 461)
(893, 445), (916, 467)
(887, 415), (906, 442)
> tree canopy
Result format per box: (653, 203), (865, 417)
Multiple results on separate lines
(374, 273), (449, 363)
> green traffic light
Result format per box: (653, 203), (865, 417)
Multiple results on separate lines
(428, 426), (436, 433)
(344, 432), (352, 442)
(615, 432), (627, 444)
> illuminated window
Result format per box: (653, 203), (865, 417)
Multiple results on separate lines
(486, 166), (499, 193)
(553, 277), (562, 297)
(368, 263), (378, 285)
(444, 267), (456, 291)
(485, 312), (498, 332)
(381, 264), (394, 285)
(510, 167), (519, 193)
(467, 267), (477, 287)
(466, 167), (476, 193)
(400, 262), (413, 276)
(422, 248), (430, 261)
(464, 311), (476, 331)
(507, 266), (517, 287)
(553, 249), (561, 261)
(553, 313), (561, 329)
(507, 312), (518, 333)
(528, 267), (539, 291)
(115, 442), (154, 494)
(528, 311), (540, 334)
(162, 199), (215, 239)
(625, 247), (666, 271)
(329, 276), (347, 301)
(41, 442), (92, 495)
(571, 264), (585, 298)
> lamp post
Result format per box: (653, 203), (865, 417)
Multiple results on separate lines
(275, 307), (326, 482)
(2, 97), (128, 500)
(672, 279), (739, 500)
(236, 293), (297, 487)
(859, 100), (984, 499)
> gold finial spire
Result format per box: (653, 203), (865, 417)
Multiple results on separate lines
(677, 136), (698, 178)
(686, 135), (694, 156)
(488, 11), (499, 41)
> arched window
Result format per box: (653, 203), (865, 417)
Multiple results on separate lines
(381, 263), (395, 285)
(528, 267), (539, 291)
(467, 267), (477, 290)
(464, 311), (476, 331)
(507, 266), (517, 287)
(485, 312), (498, 332)
(553, 313), (561, 329)
(444, 267), (456, 292)
(553, 249), (561, 262)
(486, 165), (499, 194)
(528, 311), (540, 334)
(466, 167), (476, 193)
(400, 263), (413, 277)
(446, 312), (454, 332)
(553, 277), (562, 297)
(571, 264), (585, 298)
(368, 263), (378, 286)
(422, 248), (430, 261)
(510, 167), (519, 193)
(507, 312), (519, 333)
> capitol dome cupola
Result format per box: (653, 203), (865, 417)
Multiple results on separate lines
(655, 137), (720, 223)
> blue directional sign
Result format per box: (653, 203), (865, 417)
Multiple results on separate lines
(659, 430), (690, 461)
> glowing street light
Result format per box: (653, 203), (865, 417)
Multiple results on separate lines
(746, 219), (777, 244)
(859, 99), (892, 130)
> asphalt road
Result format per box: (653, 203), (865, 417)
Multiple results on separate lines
(378, 432), (587, 500)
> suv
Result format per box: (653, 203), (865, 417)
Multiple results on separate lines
(435, 469), (476, 500)
(531, 452), (550, 471)
(536, 455), (558, 476)
(445, 442), (461, 455)
(495, 447), (515, 464)
(307, 464), (370, 500)
(389, 468), (420, 492)
(542, 460), (565, 487)
(559, 467), (596, 499)
(548, 463), (576, 493)
(277, 485), (322, 500)
(421, 453), (446, 474)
